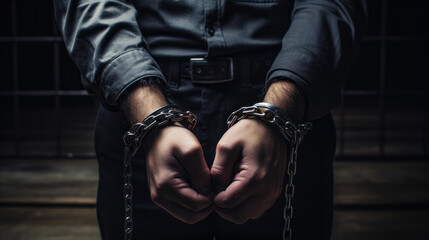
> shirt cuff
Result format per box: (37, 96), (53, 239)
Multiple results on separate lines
(267, 68), (341, 121)
(98, 49), (166, 110)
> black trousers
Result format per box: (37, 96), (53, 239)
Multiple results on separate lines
(94, 72), (336, 240)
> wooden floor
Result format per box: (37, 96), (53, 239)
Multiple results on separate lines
(0, 207), (99, 240)
(1, 159), (429, 239)
(0, 160), (99, 240)
(1, 106), (428, 239)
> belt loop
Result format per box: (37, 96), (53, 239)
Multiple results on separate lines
(167, 60), (180, 88)
(238, 55), (251, 87)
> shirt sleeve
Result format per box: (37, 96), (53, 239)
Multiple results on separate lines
(266, 0), (367, 120)
(54, 0), (166, 110)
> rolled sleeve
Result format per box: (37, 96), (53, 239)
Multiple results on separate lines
(100, 49), (165, 108)
(55, 0), (165, 110)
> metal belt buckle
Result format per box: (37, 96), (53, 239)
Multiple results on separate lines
(189, 58), (234, 84)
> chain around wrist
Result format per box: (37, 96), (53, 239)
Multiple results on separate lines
(226, 102), (311, 240)
(123, 105), (197, 156)
(122, 105), (197, 240)
(227, 102), (311, 144)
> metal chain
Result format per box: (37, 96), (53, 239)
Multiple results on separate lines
(123, 103), (310, 240)
(122, 106), (197, 240)
(283, 128), (306, 240)
(123, 149), (133, 240)
(227, 103), (312, 240)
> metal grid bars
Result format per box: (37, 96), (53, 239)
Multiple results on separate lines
(0, 0), (97, 159)
(0, 0), (428, 160)
(335, 0), (429, 160)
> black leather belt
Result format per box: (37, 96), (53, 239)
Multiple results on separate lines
(157, 53), (276, 85)
(186, 58), (234, 83)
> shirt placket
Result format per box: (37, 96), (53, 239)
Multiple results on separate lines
(203, 0), (225, 56)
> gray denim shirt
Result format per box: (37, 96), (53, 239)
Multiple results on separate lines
(55, 0), (366, 120)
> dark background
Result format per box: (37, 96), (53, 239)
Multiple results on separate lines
(0, 0), (428, 239)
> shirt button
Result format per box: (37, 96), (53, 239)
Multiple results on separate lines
(206, 25), (215, 36)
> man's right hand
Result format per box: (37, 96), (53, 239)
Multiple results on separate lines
(145, 124), (213, 224)
(120, 83), (212, 224)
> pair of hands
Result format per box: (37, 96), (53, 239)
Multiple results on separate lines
(121, 81), (304, 224)
(145, 118), (288, 224)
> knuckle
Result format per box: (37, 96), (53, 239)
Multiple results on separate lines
(216, 141), (233, 154)
(210, 164), (224, 177)
(253, 170), (267, 182)
(182, 144), (203, 158)
(217, 195), (237, 208)
(154, 179), (169, 193)
(153, 178), (173, 199)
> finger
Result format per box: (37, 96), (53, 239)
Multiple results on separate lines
(175, 138), (212, 195)
(164, 177), (213, 212)
(155, 196), (213, 224)
(214, 195), (267, 224)
(211, 140), (241, 192)
(213, 173), (254, 209)
(150, 170), (213, 212)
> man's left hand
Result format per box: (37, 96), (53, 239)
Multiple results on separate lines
(211, 118), (288, 223)
(210, 80), (305, 223)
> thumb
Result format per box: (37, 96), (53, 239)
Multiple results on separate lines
(177, 142), (212, 195)
(211, 141), (241, 193)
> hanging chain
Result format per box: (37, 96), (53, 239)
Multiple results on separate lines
(123, 148), (134, 240)
(123, 103), (310, 240)
(227, 102), (312, 240)
(122, 105), (197, 240)
(282, 128), (305, 240)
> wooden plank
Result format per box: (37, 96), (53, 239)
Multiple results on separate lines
(331, 108), (427, 156)
(0, 207), (100, 240)
(332, 210), (429, 240)
(2, 159), (429, 206)
(0, 159), (97, 204)
(334, 161), (429, 205)
(1, 207), (428, 240)
(340, 139), (424, 155)
(0, 159), (428, 239)
(331, 108), (426, 129)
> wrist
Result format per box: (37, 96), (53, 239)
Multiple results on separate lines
(227, 102), (312, 145)
(124, 105), (197, 157)
(120, 83), (168, 124)
(263, 80), (306, 123)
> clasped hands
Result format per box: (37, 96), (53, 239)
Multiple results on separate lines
(145, 118), (288, 224)
(122, 81), (303, 225)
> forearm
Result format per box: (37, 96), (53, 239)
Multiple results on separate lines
(263, 80), (306, 123)
(120, 84), (168, 125)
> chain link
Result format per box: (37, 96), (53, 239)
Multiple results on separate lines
(122, 106), (197, 240)
(123, 103), (310, 240)
(227, 103), (312, 240)
(283, 133), (301, 240)
(123, 149), (134, 240)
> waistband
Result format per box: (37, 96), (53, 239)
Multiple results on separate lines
(156, 51), (277, 88)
